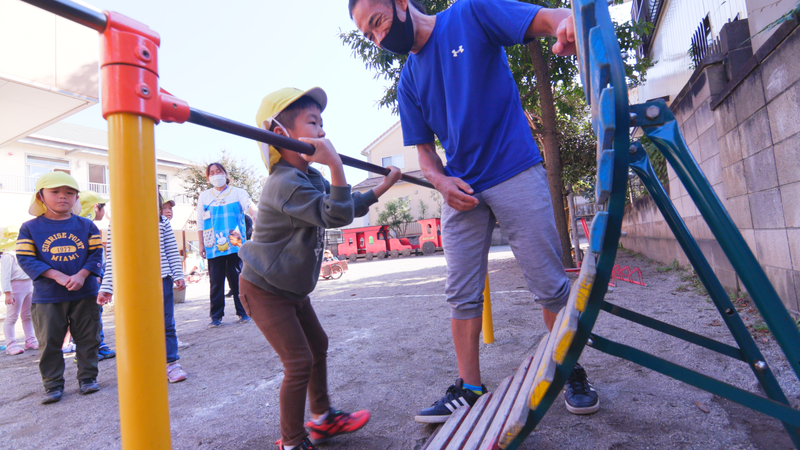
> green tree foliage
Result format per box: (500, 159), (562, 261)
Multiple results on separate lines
(417, 199), (429, 220)
(429, 190), (443, 218)
(377, 197), (414, 235)
(179, 150), (265, 208)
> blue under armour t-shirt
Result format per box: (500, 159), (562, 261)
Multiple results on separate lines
(397, 0), (543, 193)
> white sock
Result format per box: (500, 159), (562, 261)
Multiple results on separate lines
(283, 446), (296, 450)
(312, 410), (329, 425)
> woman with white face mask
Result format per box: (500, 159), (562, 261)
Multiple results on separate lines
(196, 163), (258, 328)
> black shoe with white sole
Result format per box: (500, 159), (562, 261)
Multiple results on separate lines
(564, 363), (600, 414)
(415, 378), (487, 424)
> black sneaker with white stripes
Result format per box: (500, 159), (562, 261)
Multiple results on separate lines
(414, 378), (487, 424)
(564, 363), (600, 414)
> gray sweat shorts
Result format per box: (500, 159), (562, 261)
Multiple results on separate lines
(442, 163), (570, 320)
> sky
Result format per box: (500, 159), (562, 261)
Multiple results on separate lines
(63, 0), (400, 184)
(62, 1), (634, 184)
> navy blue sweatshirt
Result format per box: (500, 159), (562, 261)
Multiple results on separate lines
(16, 215), (103, 303)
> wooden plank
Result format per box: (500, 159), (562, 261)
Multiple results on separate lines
(568, 251), (597, 314)
(498, 336), (550, 449)
(461, 376), (512, 450)
(553, 307), (580, 365)
(528, 311), (566, 413)
(425, 404), (471, 450)
(445, 391), (493, 450)
(499, 333), (552, 448)
(478, 357), (534, 450)
(421, 425), (443, 450)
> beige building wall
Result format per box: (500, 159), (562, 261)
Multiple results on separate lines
(357, 122), (445, 226)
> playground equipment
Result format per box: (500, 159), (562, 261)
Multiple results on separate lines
(337, 218), (443, 262)
(18, 0), (800, 449)
(15, 1), (433, 448)
(422, 1), (800, 449)
(320, 259), (347, 280)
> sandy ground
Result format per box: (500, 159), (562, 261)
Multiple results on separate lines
(1, 246), (799, 449)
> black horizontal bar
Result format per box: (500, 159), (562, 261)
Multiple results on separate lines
(601, 301), (745, 361)
(589, 333), (800, 428)
(20, 0), (107, 32)
(188, 108), (316, 155)
(186, 108), (435, 190)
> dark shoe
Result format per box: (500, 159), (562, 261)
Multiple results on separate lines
(41, 387), (64, 404)
(225, 290), (234, 298)
(238, 315), (252, 324)
(564, 363), (600, 414)
(98, 346), (116, 361)
(414, 378), (486, 423)
(79, 378), (101, 395)
(275, 437), (315, 449)
(306, 408), (371, 444)
(207, 319), (222, 328)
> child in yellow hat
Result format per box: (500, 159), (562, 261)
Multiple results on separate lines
(242, 87), (401, 450)
(76, 190), (116, 362)
(16, 172), (104, 404)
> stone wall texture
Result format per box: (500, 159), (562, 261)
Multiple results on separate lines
(621, 22), (800, 316)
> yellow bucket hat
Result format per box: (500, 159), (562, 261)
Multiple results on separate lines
(28, 172), (82, 216)
(255, 87), (327, 174)
(0, 224), (20, 252)
(79, 190), (110, 220)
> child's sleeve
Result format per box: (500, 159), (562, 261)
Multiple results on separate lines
(196, 192), (205, 231)
(161, 219), (184, 281)
(237, 188), (255, 213)
(0, 255), (12, 293)
(352, 190), (379, 218)
(99, 224), (113, 294)
(15, 224), (52, 280)
(281, 182), (355, 229)
(83, 222), (104, 278)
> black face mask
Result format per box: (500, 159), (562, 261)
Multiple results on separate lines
(380, 0), (415, 55)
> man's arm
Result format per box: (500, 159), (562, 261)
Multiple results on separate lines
(525, 8), (576, 56)
(418, 142), (478, 212)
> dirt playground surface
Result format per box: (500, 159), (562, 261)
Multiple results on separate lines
(1, 247), (798, 449)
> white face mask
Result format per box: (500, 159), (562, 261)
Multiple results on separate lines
(209, 175), (227, 188)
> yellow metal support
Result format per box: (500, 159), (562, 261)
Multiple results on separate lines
(107, 113), (171, 449)
(482, 272), (494, 344)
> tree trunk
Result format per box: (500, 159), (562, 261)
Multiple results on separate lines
(527, 40), (574, 269)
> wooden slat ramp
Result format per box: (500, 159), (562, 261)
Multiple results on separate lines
(422, 253), (597, 450)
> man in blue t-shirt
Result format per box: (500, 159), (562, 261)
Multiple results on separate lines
(350, 0), (600, 422)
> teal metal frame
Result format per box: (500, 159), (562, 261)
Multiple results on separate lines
(506, 0), (800, 448)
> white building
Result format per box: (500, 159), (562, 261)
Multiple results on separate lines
(0, 122), (195, 233)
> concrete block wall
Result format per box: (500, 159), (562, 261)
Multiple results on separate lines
(621, 21), (800, 316)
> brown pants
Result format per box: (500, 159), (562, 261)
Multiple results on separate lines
(239, 277), (330, 446)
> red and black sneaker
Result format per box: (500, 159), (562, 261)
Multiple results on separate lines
(275, 437), (315, 450)
(305, 408), (371, 444)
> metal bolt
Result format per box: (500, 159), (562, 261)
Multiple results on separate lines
(629, 144), (637, 154)
(629, 112), (637, 125)
(587, 338), (594, 346)
(140, 86), (150, 96)
(645, 105), (660, 120)
(754, 361), (767, 371)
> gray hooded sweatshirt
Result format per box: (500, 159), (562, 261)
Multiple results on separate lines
(239, 160), (377, 301)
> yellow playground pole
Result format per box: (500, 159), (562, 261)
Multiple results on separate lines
(107, 113), (172, 449)
(482, 272), (494, 344)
